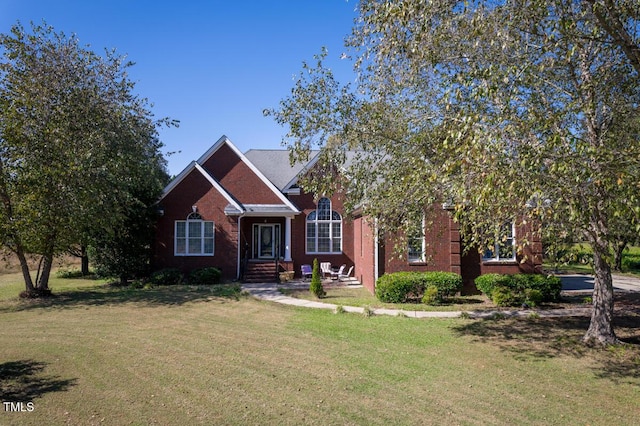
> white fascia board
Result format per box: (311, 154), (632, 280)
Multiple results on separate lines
(159, 160), (197, 201)
(282, 151), (322, 193)
(196, 134), (230, 165)
(222, 137), (301, 214)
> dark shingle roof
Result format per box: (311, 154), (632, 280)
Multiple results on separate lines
(244, 149), (319, 191)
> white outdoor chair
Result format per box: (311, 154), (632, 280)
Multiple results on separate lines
(330, 264), (346, 280)
(320, 262), (332, 278)
(338, 266), (354, 281)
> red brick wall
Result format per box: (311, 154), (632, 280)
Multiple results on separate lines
(383, 207), (458, 275)
(460, 221), (543, 294)
(354, 206), (543, 296)
(201, 144), (283, 205)
(353, 215), (377, 293)
(288, 190), (355, 278)
(153, 168), (239, 280)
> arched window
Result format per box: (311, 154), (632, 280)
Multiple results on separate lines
(306, 197), (342, 253)
(175, 211), (214, 256)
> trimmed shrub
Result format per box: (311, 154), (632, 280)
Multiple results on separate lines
(474, 273), (512, 299)
(149, 268), (183, 286)
(475, 273), (562, 305)
(524, 288), (543, 307)
(375, 272), (424, 303)
(189, 267), (222, 285)
(375, 271), (463, 303)
(422, 285), (440, 305)
(309, 258), (325, 298)
(524, 274), (561, 302)
(423, 271), (463, 299)
(492, 286), (522, 307)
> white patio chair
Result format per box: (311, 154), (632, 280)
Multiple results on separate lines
(338, 266), (354, 281)
(320, 262), (332, 278)
(330, 264), (346, 280)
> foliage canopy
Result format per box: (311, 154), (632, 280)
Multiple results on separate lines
(268, 1), (640, 345)
(0, 22), (173, 293)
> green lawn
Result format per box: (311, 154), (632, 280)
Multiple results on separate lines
(0, 271), (110, 301)
(0, 277), (639, 425)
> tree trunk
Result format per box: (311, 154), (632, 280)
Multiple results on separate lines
(15, 247), (35, 292)
(613, 240), (626, 272)
(35, 253), (53, 291)
(583, 248), (619, 345)
(81, 245), (90, 276)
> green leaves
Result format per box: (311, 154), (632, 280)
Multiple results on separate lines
(0, 21), (171, 290)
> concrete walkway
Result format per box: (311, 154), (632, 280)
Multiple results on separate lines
(241, 274), (640, 319)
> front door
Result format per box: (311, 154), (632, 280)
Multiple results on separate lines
(255, 224), (280, 259)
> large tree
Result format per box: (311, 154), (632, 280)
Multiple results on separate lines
(268, 1), (640, 345)
(0, 22), (173, 296)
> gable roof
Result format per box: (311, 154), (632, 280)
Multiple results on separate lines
(244, 149), (319, 191)
(160, 135), (301, 215)
(159, 160), (244, 213)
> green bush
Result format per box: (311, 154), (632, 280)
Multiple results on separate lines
(375, 272), (424, 303)
(149, 268), (184, 286)
(568, 246), (593, 264)
(473, 273), (512, 299)
(524, 274), (561, 302)
(492, 286), (523, 307)
(421, 285), (440, 305)
(524, 288), (543, 307)
(622, 256), (640, 271)
(475, 273), (562, 304)
(189, 267), (222, 285)
(309, 258), (325, 298)
(375, 271), (462, 303)
(424, 271), (463, 299)
(55, 268), (86, 279)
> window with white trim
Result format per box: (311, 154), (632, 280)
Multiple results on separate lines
(306, 197), (342, 254)
(483, 222), (515, 261)
(407, 219), (425, 263)
(175, 212), (214, 256)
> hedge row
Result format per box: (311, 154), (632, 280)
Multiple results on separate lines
(474, 273), (562, 307)
(375, 271), (463, 304)
(149, 267), (222, 286)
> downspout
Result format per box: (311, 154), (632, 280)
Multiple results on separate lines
(374, 218), (379, 286)
(236, 214), (245, 281)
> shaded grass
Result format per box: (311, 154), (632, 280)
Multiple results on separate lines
(0, 283), (638, 425)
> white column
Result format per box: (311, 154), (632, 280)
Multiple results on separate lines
(284, 216), (292, 261)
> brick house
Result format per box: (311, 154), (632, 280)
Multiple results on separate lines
(153, 135), (542, 293)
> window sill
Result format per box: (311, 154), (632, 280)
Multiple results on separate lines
(306, 252), (343, 255)
(174, 253), (215, 257)
(482, 259), (517, 265)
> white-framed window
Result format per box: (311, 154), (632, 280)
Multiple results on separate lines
(483, 222), (515, 261)
(407, 218), (426, 263)
(175, 212), (214, 256)
(306, 197), (342, 254)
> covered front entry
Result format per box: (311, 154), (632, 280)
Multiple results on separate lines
(253, 223), (281, 259)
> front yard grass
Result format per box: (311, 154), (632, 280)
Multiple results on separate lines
(0, 275), (638, 425)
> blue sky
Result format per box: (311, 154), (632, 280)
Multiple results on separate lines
(0, 1), (357, 176)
